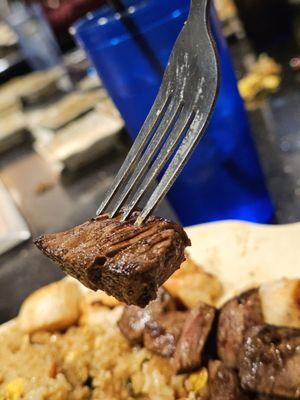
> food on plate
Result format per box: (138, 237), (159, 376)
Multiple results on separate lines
(239, 325), (300, 398)
(259, 278), (300, 328)
(175, 303), (216, 373)
(144, 311), (187, 358)
(118, 287), (177, 344)
(208, 360), (251, 400)
(1, 276), (214, 400)
(217, 288), (264, 368)
(119, 290), (216, 373)
(164, 257), (222, 308)
(78, 288), (122, 326)
(185, 368), (209, 398)
(2, 241), (300, 399)
(34, 212), (190, 307)
(19, 280), (82, 334)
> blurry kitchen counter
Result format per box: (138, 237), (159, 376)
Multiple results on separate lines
(0, 137), (178, 323)
(229, 38), (300, 224)
(0, 141), (128, 322)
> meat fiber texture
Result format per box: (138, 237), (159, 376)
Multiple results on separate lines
(34, 212), (190, 307)
(239, 325), (300, 399)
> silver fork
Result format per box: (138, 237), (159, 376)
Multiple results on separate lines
(97, 0), (220, 225)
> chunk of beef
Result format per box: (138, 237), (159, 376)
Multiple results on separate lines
(143, 311), (187, 358)
(34, 212), (190, 307)
(217, 289), (264, 368)
(175, 302), (216, 373)
(239, 325), (300, 399)
(209, 360), (252, 400)
(118, 288), (176, 344)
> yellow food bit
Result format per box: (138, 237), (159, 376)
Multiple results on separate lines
(238, 54), (282, 105)
(5, 378), (25, 400)
(261, 75), (281, 91)
(188, 368), (208, 393)
(65, 351), (78, 363)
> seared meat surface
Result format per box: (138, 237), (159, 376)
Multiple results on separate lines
(217, 289), (264, 368)
(34, 212), (190, 307)
(119, 296), (216, 373)
(239, 325), (300, 399)
(175, 302), (216, 373)
(209, 360), (252, 400)
(144, 311), (186, 357)
(118, 288), (176, 344)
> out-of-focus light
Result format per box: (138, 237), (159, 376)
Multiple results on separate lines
(98, 17), (108, 26)
(290, 57), (300, 72)
(111, 37), (121, 46)
(0, 58), (9, 74)
(172, 9), (181, 18)
(128, 6), (136, 14)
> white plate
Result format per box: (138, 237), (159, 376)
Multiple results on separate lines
(185, 221), (300, 305)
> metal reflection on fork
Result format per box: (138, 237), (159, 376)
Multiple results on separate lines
(97, 0), (220, 225)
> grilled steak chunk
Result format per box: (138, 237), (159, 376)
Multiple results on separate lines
(175, 302), (216, 373)
(118, 288), (176, 344)
(239, 325), (300, 399)
(34, 212), (190, 307)
(217, 289), (264, 368)
(209, 360), (252, 400)
(143, 311), (187, 358)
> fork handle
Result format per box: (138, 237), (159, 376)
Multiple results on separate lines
(189, 0), (210, 20)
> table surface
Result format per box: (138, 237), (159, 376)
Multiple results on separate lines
(0, 40), (299, 323)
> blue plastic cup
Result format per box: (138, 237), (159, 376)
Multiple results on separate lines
(74, 0), (274, 226)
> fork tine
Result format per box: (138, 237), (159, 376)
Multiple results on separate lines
(120, 109), (195, 221)
(109, 98), (183, 218)
(135, 111), (207, 225)
(96, 92), (171, 216)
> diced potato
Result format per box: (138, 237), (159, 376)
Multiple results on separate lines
(79, 290), (122, 326)
(164, 257), (222, 308)
(171, 257), (200, 278)
(80, 290), (120, 311)
(19, 280), (82, 333)
(164, 257), (222, 307)
(259, 278), (300, 328)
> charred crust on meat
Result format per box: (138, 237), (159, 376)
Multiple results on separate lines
(118, 287), (177, 345)
(217, 288), (264, 368)
(238, 325), (300, 399)
(34, 211), (190, 307)
(175, 302), (216, 373)
(209, 360), (253, 400)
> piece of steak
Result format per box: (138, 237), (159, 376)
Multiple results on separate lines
(175, 302), (216, 373)
(118, 287), (176, 344)
(217, 289), (264, 368)
(209, 360), (252, 400)
(34, 212), (190, 307)
(143, 311), (187, 358)
(239, 325), (300, 399)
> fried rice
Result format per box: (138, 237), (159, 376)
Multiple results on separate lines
(0, 258), (218, 400)
(0, 305), (210, 400)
